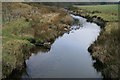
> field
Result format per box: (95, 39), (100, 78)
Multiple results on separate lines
(74, 4), (120, 78)
(77, 5), (118, 14)
(75, 4), (118, 21)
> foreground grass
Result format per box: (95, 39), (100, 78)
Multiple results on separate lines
(74, 4), (119, 78)
(2, 17), (35, 78)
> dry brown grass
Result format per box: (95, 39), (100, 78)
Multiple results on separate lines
(2, 2), (74, 78)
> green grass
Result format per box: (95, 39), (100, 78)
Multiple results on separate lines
(75, 4), (118, 21)
(2, 18), (34, 44)
(75, 5), (118, 14)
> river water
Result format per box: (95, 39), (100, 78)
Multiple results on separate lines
(22, 14), (102, 78)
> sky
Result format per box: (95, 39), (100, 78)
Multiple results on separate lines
(1, 0), (120, 2)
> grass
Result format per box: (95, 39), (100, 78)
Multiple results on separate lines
(2, 2), (74, 78)
(73, 4), (119, 78)
(2, 3), (120, 79)
(2, 39), (34, 77)
(2, 18), (34, 43)
(74, 4), (118, 21)
(2, 17), (35, 78)
(75, 5), (118, 14)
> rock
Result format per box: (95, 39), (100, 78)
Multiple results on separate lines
(43, 42), (51, 49)
(92, 18), (105, 28)
(35, 43), (43, 46)
(88, 45), (93, 53)
(27, 38), (36, 43)
(41, 30), (45, 34)
(64, 28), (68, 31)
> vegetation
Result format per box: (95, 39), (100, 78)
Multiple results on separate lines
(2, 2), (74, 78)
(74, 4), (118, 21)
(74, 4), (119, 78)
(2, 2), (119, 79)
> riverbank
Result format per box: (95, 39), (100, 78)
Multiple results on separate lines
(2, 3), (74, 78)
(69, 4), (119, 78)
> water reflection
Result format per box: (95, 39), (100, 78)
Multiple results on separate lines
(21, 15), (102, 78)
(31, 46), (50, 54)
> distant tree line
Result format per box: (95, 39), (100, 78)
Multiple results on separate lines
(25, 2), (119, 9)
(39, 2), (119, 7)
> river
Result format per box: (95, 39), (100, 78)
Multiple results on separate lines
(21, 14), (102, 78)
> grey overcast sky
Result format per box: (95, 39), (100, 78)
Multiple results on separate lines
(2, 0), (120, 2)
(30, 0), (119, 2)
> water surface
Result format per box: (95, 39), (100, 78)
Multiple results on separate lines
(22, 14), (102, 78)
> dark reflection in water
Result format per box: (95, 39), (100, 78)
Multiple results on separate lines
(93, 60), (105, 72)
(31, 46), (50, 54)
(21, 15), (103, 78)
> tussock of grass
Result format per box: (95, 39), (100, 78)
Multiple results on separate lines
(2, 39), (34, 78)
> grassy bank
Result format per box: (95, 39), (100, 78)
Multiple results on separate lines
(2, 2), (74, 78)
(74, 4), (118, 22)
(73, 4), (119, 78)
